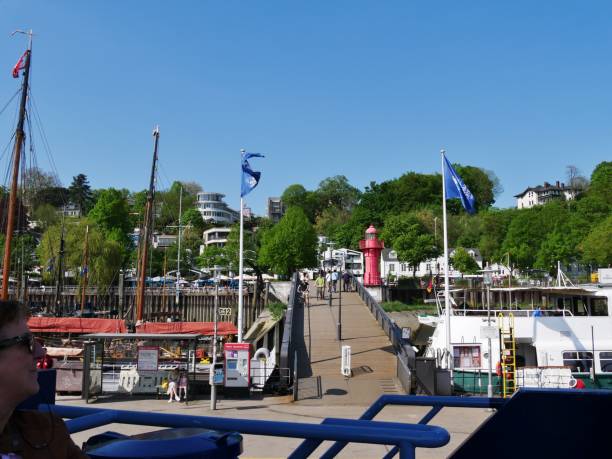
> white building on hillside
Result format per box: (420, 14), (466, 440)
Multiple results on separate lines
(203, 227), (231, 248)
(515, 181), (576, 209)
(196, 191), (239, 224)
(380, 248), (483, 279)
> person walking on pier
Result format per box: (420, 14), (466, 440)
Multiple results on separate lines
(325, 270), (332, 298)
(342, 271), (351, 292)
(331, 269), (339, 293)
(315, 273), (325, 300)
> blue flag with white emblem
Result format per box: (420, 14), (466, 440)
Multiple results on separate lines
(443, 155), (476, 214)
(241, 151), (264, 197)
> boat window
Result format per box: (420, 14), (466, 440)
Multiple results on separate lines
(599, 352), (612, 373)
(562, 351), (593, 373)
(591, 298), (608, 316)
(453, 345), (481, 369)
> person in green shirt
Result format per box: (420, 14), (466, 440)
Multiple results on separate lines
(315, 273), (325, 300)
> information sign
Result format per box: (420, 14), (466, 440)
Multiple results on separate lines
(137, 346), (159, 372)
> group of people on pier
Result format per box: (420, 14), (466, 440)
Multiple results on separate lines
(299, 269), (352, 303)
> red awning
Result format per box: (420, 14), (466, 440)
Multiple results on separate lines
(136, 321), (237, 336)
(28, 317), (127, 334)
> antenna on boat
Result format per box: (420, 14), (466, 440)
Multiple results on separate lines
(10, 29), (34, 50)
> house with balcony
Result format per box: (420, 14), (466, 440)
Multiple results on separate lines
(203, 227), (231, 248)
(515, 181), (576, 209)
(152, 233), (177, 249)
(196, 191), (239, 224)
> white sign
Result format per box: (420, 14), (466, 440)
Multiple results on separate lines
(219, 307), (232, 317)
(599, 269), (612, 286)
(137, 346), (159, 372)
(401, 327), (412, 340)
(480, 326), (498, 340)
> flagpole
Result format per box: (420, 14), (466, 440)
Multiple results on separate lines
(238, 147), (246, 343)
(441, 149), (452, 374)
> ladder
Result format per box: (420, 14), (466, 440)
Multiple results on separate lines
(498, 313), (517, 398)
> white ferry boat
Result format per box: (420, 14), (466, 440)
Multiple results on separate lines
(424, 278), (612, 394)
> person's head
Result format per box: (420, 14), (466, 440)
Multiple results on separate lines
(0, 300), (45, 408)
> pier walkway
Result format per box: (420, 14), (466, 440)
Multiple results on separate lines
(297, 287), (402, 405)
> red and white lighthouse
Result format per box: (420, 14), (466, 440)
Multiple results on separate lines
(359, 225), (385, 286)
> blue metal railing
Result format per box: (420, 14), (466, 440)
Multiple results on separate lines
(48, 403), (450, 459)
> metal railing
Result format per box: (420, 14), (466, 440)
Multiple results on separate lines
(48, 400), (452, 459)
(279, 273), (301, 390)
(352, 277), (415, 391)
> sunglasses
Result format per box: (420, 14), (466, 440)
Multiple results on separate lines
(0, 332), (36, 354)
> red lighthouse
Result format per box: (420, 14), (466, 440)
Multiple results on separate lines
(359, 225), (385, 286)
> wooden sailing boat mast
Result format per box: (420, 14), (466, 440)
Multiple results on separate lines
(2, 33), (32, 301)
(135, 127), (159, 322)
(80, 225), (89, 314)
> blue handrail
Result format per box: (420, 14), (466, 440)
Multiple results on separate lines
(47, 403), (450, 459)
(291, 394), (507, 458)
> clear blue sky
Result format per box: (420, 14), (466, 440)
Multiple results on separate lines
(1, 1), (610, 215)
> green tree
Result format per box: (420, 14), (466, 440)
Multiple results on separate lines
(181, 207), (206, 234)
(315, 175), (361, 212)
(281, 184), (318, 222)
(580, 215), (612, 267)
(87, 188), (131, 247)
(382, 212), (439, 275)
(451, 247), (481, 275)
(68, 174), (93, 214)
(37, 220), (124, 291)
(259, 208), (317, 276)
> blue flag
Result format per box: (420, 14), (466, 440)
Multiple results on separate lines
(241, 151), (264, 197)
(443, 155), (476, 214)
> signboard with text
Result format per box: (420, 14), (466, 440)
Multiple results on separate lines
(137, 346), (159, 372)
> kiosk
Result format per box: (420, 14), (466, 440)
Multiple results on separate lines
(223, 343), (250, 388)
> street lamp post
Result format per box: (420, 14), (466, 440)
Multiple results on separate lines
(210, 265), (220, 410)
(483, 266), (494, 399)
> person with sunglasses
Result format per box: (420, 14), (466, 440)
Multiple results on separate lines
(0, 300), (87, 458)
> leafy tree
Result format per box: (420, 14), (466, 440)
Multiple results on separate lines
(566, 165), (589, 194)
(535, 230), (575, 274)
(181, 207), (206, 234)
(198, 245), (227, 269)
(315, 175), (361, 212)
(32, 204), (60, 231)
(315, 207), (351, 239)
(588, 161), (612, 207)
(382, 212), (439, 275)
(452, 247), (480, 275)
(68, 174), (93, 214)
(281, 184), (318, 222)
(87, 188), (131, 246)
(452, 164), (498, 210)
(156, 181), (198, 231)
(580, 215), (612, 267)
(37, 220), (124, 291)
(259, 207), (317, 276)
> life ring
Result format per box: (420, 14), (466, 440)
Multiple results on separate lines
(568, 376), (577, 388)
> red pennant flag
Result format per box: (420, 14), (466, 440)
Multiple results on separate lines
(12, 51), (27, 78)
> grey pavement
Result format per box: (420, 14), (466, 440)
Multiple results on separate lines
(61, 285), (490, 457)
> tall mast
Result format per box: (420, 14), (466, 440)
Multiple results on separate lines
(136, 127), (159, 322)
(175, 185), (182, 307)
(54, 215), (65, 315)
(80, 225), (89, 314)
(2, 38), (32, 300)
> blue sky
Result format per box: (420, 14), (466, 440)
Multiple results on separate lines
(1, 1), (610, 215)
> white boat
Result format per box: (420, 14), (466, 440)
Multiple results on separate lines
(423, 274), (612, 394)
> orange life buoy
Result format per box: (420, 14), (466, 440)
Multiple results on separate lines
(496, 362), (502, 376)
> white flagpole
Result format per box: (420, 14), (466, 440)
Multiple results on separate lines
(238, 194), (245, 342)
(441, 149), (453, 373)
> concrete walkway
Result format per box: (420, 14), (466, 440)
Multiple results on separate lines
(300, 286), (401, 405)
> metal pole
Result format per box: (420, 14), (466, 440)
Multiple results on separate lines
(487, 284), (493, 398)
(210, 268), (219, 410)
(176, 186), (182, 307)
(441, 150), (452, 374)
(338, 255), (343, 341)
(238, 192), (245, 342)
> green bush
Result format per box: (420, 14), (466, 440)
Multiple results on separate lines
(381, 301), (437, 314)
(268, 302), (287, 321)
